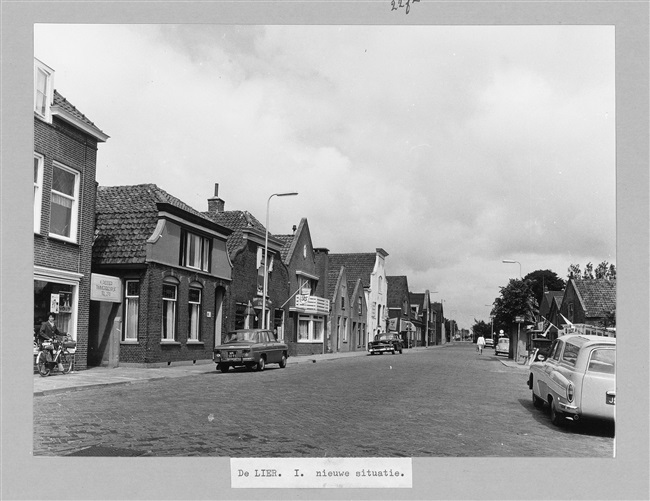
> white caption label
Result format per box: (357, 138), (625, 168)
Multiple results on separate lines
(231, 457), (412, 488)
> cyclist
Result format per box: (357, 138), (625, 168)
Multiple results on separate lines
(39, 313), (65, 373)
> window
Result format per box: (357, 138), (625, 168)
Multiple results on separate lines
(358, 297), (363, 316)
(188, 287), (202, 341)
(297, 315), (324, 342)
(162, 283), (177, 341)
(341, 295), (345, 309)
(34, 59), (53, 120)
(343, 317), (348, 342)
(550, 340), (562, 361)
(561, 342), (580, 367)
(33, 153), (44, 233)
(588, 348), (615, 374)
(124, 280), (140, 341)
(49, 163), (79, 242)
(181, 230), (210, 272)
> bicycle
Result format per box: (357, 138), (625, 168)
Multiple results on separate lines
(36, 335), (75, 377)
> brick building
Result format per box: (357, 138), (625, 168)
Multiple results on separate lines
(276, 219), (330, 356)
(90, 184), (232, 367)
(387, 275), (413, 347)
(33, 58), (109, 371)
(203, 185), (290, 341)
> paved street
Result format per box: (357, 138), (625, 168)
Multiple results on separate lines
(33, 344), (614, 457)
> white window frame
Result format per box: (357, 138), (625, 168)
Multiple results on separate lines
(123, 280), (140, 342)
(162, 283), (177, 342)
(34, 59), (54, 122)
(297, 314), (324, 343)
(188, 286), (202, 342)
(33, 152), (44, 233)
(182, 231), (210, 272)
(49, 162), (80, 243)
(343, 317), (348, 342)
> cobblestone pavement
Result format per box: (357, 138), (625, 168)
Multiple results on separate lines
(33, 344), (614, 457)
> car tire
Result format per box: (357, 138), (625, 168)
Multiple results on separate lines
(219, 363), (230, 373)
(256, 357), (266, 372)
(549, 398), (562, 426)
(279, 354), (287, 368)
(399, 348), (403, 354)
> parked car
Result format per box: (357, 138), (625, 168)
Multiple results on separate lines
(494, 337), (509, 356)
(528, 334), (616, 426)
(213, 329), (288, 373)
(368, 333), (404, 355)
(484, 338), (494, 349)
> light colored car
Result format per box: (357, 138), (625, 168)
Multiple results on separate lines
(484, 338), (494, 349)
(213, 329), (288, 373)
(494, 337), (509, 356)
(528, 334), (616, 426)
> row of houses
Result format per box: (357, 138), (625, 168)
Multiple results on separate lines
(509, 278), (617, 361)
(33, 59), (445, 370)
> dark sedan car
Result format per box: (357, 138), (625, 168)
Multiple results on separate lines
(213, 329), (288, 373)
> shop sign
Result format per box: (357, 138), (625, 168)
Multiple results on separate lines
(90, 273), (122, 302)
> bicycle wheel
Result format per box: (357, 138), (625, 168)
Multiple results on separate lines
(60, 352), (73, 374)
(37, 352), (51, 377)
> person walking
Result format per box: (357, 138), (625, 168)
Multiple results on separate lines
(476, 334), (486, 355)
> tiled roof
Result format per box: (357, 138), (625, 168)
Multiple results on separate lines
(53, 90), (107, 137)
(410, 292), (425, 306)
(387, 276), (409, 307)
(275, 234), (295, 263)
(327, 266), (343, 301)
(573, 279), (616, 317)
(204, 210), (266, 257)
(94, 184), (220, 265)
(327, 253), (377, 288)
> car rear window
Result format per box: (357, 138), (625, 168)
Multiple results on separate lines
(561, 342), (580, 367)
(587, 348), (616, 374)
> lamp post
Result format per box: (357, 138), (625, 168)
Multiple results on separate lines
(262, 191), (298, 329)
(502, 259), (522, 278)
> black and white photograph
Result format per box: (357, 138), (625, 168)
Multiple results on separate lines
(2, 1), (648, 500)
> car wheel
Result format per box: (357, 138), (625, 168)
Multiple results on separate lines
(392, 349), (396, 354)
(549, 398), (562, 426)
(279, 354), (287, 368)
(219, 363), (230, 373)
(256, 357), (266, 371)
(399, 348), (403, 354)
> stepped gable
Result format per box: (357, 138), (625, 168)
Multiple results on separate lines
(573, 279), (617, 317)
(94, 184), (217, 264)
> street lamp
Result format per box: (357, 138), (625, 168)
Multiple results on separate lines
(262, 192), (298, 329)
(502, 259), (522, 278)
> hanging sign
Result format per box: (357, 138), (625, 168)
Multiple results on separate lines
(90, 273), (122, 302)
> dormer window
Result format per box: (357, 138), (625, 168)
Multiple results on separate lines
(34, 59), (54, 122)
(180, 229), (211, 272)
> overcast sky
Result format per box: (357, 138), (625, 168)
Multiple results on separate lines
(35, 24), (615, 330)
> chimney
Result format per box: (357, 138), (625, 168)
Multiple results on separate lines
(292, 225), (297, 234)
(207, 183), (225, 214)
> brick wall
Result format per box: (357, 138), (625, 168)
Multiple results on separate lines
(34, 117), (100, 371)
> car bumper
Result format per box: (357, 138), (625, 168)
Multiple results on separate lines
(368, 346), (393, 353)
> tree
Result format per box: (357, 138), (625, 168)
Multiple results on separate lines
(523, 269), (565, 308)
(471, 319), (492, 342)
(491, 278), (539, 332)
(568, 262), (616, 280)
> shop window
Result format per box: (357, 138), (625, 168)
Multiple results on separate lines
(49, 163), (79, 242)
(34, 280), (74, 337)
(162, 282), (177, 341)
(124, 280), (139, 342)
(34, 153), (44, 233)
(188, 286), (202, 341)
(180, 230), (210, 272)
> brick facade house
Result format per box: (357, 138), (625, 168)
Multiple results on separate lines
(90, 184), (232, 367)
(560, 278), (616, 327)
(387, 275), (413, 347)
(410, 290), (436, 347)
(276, 219), (330, 356)
(203, 185), (290, 342)
(33, 58), (109, 371)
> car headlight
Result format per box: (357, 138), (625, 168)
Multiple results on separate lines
(567, 382), (575, 402)
(242, 349), (251, 356)
(214, 351), (221, 358)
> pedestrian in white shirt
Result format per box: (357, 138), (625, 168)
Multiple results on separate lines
(477, 335), (486, 354)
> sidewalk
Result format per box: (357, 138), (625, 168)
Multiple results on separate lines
(33, 349), (376, 397)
